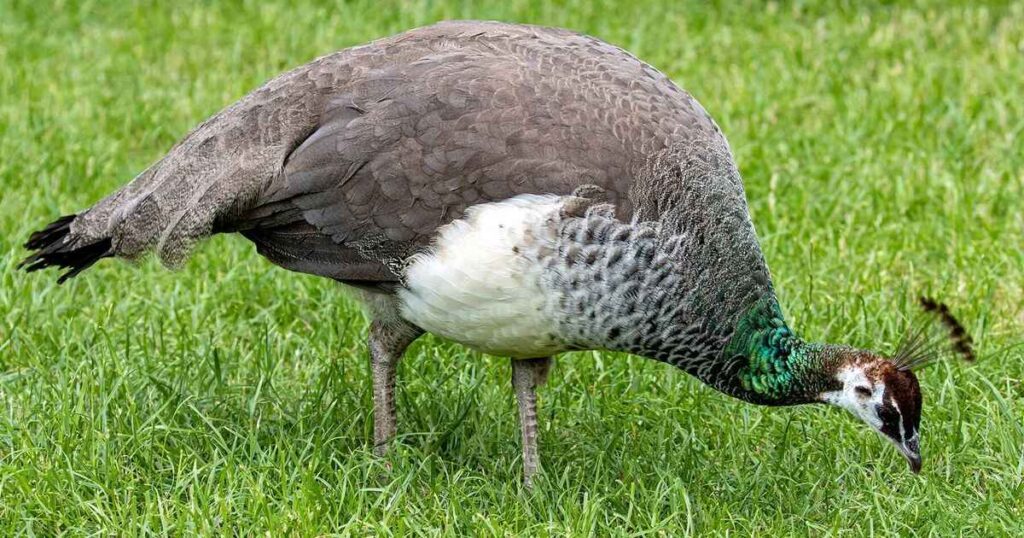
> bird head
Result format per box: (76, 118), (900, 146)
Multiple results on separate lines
(818, 297), (974, 474)
(821, 353), (923, 472)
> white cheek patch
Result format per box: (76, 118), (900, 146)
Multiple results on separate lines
(822, 365), (883, 429)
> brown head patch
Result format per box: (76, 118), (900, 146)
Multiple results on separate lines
(879, 367), (922, 440)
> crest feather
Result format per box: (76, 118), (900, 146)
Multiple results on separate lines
(892, 296), (975, 371)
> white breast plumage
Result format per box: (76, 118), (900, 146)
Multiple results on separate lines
(397, 194), (566, 358)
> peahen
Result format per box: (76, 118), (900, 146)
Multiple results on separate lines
(22, 21), (972, 486)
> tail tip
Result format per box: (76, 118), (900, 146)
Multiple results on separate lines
(21, 214), (112, 283)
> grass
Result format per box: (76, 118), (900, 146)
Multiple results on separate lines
(1, 0), (1022, 535)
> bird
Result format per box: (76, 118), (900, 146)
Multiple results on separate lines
(21, 20), (972, 486)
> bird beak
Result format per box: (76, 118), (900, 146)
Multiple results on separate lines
(898, 436), (921, 474)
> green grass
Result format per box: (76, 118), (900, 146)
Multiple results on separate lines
(2, 0), (1022, 535)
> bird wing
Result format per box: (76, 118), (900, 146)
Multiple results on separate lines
(245, 22), (723, 284)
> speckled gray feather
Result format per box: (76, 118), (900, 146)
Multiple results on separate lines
(531, 153), (775, 399)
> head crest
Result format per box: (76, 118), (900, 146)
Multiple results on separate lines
(891, 296), (975, 371)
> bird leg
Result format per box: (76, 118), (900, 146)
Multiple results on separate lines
(511, 357), (551, 487)
(368, 319), (422, 456)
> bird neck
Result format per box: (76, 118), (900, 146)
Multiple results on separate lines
(537, 184), (846, 405)
(717, 297), (844, 405)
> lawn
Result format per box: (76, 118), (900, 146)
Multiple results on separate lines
(1, 0), (1022, 535)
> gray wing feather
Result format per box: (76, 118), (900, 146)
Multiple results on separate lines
(42, 20), (730, 285)
(252, 22), (725, 280)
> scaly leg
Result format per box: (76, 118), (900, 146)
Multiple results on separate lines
(511, 357), (551, 488)
(368, 319), (422, 456)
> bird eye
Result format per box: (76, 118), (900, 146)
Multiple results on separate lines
(854, 386), (872, 398)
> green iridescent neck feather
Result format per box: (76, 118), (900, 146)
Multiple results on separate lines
(721, 296), (842, 405)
